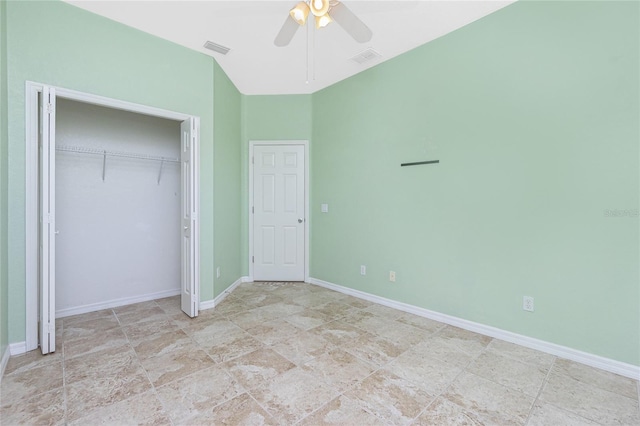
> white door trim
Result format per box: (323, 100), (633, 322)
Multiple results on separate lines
(248, 140), (309, 283)
(24, 81), (202, 351)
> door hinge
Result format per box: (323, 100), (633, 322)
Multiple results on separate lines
(252, 206), (254, 214)
(47, 322), (55, 334)
(252, 256), (254, 263)
(46, 103), (54, 115)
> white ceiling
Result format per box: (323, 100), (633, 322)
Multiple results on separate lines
(64, 1), (515, 95)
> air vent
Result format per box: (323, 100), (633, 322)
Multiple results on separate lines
(350, 48), (381, 65)
(203, 41), (231, 55)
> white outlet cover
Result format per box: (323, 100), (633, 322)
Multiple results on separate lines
(321, 204), (329, 213)
(523, 296), (534, 312)
(360, 265), (366, 275)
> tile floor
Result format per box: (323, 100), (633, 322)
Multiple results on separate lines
(1, 282), (638, 425)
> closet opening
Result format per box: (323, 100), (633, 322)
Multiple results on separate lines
(25, 82), (201, 354)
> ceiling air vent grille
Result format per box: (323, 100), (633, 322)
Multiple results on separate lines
(350, 48), (381, 65)
(203, 41), (231, 55)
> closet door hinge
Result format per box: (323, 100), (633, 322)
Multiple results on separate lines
(252, 256), (254, 263)
(46, 103), (55, 115)
(251, 206), (254, 214)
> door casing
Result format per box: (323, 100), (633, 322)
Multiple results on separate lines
(248, 140), (310, 283)
(24, 81), (202, 351)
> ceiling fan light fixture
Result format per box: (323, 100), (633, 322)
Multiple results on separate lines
(289, 2), (310, 26)
(309, 0), (330, 17)
(315, 13), (332, 29)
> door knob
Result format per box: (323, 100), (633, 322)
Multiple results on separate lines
(298, 218), (303, 223)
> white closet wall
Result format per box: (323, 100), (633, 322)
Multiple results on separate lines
(55, 99), (181, 315)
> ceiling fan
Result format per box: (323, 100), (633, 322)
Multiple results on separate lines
(274, 0), (373, 47)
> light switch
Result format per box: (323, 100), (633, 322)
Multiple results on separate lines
(321, 204), (329, 213)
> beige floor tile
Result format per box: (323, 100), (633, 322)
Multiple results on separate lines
(65, 345), (143, 384)
(395, 311), (446, 334)
(68, 390), (170, 426)
(116, 306), (169, 325)
(0, 387), (65, 426)
(63, 315), (121, 342)
(303, 348), (375, 392)
(283, 308), (333, 330)
(214, 296), (252, 316)
(362, 303), (403, 320)
(140, 344), (215, 386)
(251, 367), (339, 424)
(486, 339), (555, 369)
(224, 347), (296, 390)
(112, 300), (159, 315)
(62, 308), (116, 326)
(271, 329), (335, 365)
(0, 362), (64, 406)
(527, 402), (600, 426)
(345, 369), (435, 425)
(122, 317), (182, 342)
(203, 327), (265, 363)
(244, 318), (302, 345)
(410, 337), (476, 367)
(66, 372), (152, 421)
(63, 327), (129, 359)
(3, 348), (62, 376)
(467, 350), (548, 397)
(291, 290), (347, 307)
(131, 329), (194, 360)
(229, 306), (288, 329)
(239, 292), (285, 308)
(310, 300), (360, 318)
(435, 326), (492, 356)
(539, 372), (640, 425)
(552, 358), (638, 400)
(413, 397), (490, 425)
(384, 349), (464, 394)
(308, 320), (367, 347)
(299, 395), (385, 426)
(443, 372), (534, 425)
(154, 295), (181, 313)
(189, 392), (279, 426)
(155, 366), (245, 424)
(341, 296), (374, 309)
(342, 332), (409, 367)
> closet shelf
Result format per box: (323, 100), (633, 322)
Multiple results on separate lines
(55, 145), (180, 163)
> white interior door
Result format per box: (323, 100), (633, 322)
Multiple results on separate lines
(253, 145), (305, 281)
(39, 87), (56, 354)
(180, 118), (199, 317)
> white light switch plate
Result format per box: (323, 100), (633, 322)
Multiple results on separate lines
(321, 204), (329, 213)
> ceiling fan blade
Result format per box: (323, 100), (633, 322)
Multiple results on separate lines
(274, 15), (300, 47)
(328, 2), (372, 43)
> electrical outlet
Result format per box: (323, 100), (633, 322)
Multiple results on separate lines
(523, 296), (534, 312)
(216, 267), (221, 278)
(389, 271), (396, 282)
(360, 265), (366, 275)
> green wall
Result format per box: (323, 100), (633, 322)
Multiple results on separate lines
(1, 0), (9, 359)
(311, 0), (639, 365)
(4, 1), (241, 341)
(213, 62), (242, 296)
(240, 95), (312, 275)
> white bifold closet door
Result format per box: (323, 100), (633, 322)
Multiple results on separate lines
(39, 87), (56, 355)
(180, 117), (199, 318)
(36, 87), (200, 355)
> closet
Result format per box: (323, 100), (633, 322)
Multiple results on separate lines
(55, 99), (181, 316)
(25, 82), (200, 355)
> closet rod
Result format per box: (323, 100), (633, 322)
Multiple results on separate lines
(55, 145), (180, 163)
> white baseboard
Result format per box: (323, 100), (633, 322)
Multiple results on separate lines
(55, 288), (181, 318)
(199, 299), (216, 311)
(9, 341), (27, 356)
(308, 277), (640, 380)
(242, 276), (253, 283)
(0, 345), (10, 381)
(210, 277), (246, 308)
